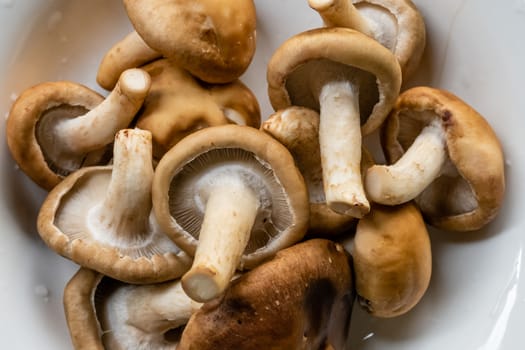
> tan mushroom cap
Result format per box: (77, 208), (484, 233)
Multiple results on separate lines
(123, 0), (256, 84)
(6, 82), (103, 190)
(153, 124), (309, 301)
(267, 27), (401, 135)
(352, 203), (432, 318)
(6, 69), (151, 190)
(37, 129), (191, 284)
(376, 86), (505, 231)
(135, 59), (261, 159)
(267, 27), (401, 218)
(64, 268), (201, 350)
(309, 0), (426, 80)
(262, 106), (374, 236)
(178, 239), (354, 350)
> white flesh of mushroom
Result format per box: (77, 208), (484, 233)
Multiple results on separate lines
(88, 129), (155, 245)
(182, 169), (260, 302)
(52, 68), (151, 156)
(317, 80), (369, 218)
(365, 119), (447, 205)
(100, 279), (201, 349)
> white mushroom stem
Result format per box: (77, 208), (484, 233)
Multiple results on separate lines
(55, 68), (151, 155)
(182, 178), (259, 302)
(90, 129), (154, 243)
(97, 30), (161, 90)
(104, 279), (201, 348)
(308, 0), (373, 37)
(318, 80), (369, 218)
(365, 119), (447, 205)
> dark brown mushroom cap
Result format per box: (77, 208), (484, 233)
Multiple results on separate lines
(135, 59), (261, 159)
(381, 86), (505, 231)
(352, 202), (432, 318)
(37, 165), (192, 284)
(177, 239), (354, 350)
(123, 0), (256, 83)
(152, 124), (310, 270)
(267, 27), (401, 136)
(6, 81), (105, 190)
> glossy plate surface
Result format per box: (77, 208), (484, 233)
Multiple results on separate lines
(1, 0), (524, 349)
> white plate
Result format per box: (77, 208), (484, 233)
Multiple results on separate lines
(1, 0), (524, 349)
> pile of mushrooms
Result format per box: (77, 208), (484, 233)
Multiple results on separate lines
(4, 0), (507, 349)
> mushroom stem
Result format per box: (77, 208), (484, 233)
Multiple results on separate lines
(365, 119), (447, 205)
(90, 129), (154, 242)
(55, 68), (151, 155)
(182, 178), (259, 302)
(308, 0), (373, 37)
(103, 279), (201, 348)
(318, 80), (369, 218)
(97, 30), (161, 90)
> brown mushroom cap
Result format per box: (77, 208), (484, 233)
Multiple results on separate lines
(267, 27), (401, 218)
(262, 106), (374, 236)
(122, 0), (257, 83)
(6, 69), (151, 190)
(64, 268), (200, 350)
(352, 202), (432, 318)
(376, 86), (505, 231)
(153, 124), (309, 301)
(309, 0), (426, 80)
(37, 129), (191, 284)
(178, 239), (354, 350)
(135, 59), (261, 159)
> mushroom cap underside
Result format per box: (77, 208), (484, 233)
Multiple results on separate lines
(381, 86), (505, 231)
(266, 27), (402, 135)
(153, 124), (310, 269)
(6, 81), (106, 190)
(37, 166), (191, 284)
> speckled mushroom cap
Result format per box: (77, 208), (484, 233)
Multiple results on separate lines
(135, 59), (261, 159)
(261, 106), (374, 236)
(177, 239), (354, 350)
(153, 124), (309, 268)
(37, 129), (191, 284)
(267, 27), (401, 136)
(6, 82), (104, 190)
(64, 268), (200, 350)
(380, 86), (505, 231)
(122, 0), (257, 84)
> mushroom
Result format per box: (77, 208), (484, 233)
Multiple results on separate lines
(97, 30), (161, 90)
(64, 268), (201, 350)
(134, 59), (261, 159)
(178, 239), (354, 350)
(122, 0), (257, 83)
(6, 68), (151, 190)
(365, 86), (506, 231)
(262, 106), (374, 236)
(153, 124), (309, 302)
(267, 27), (402, 218)
(308, 0), (426, 80)
(37, 128), (191, 284)
(352, 202), (431, 318)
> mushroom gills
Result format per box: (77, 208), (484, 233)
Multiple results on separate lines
(354, 2), (398, 51)
(168, 148), (294, 253)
